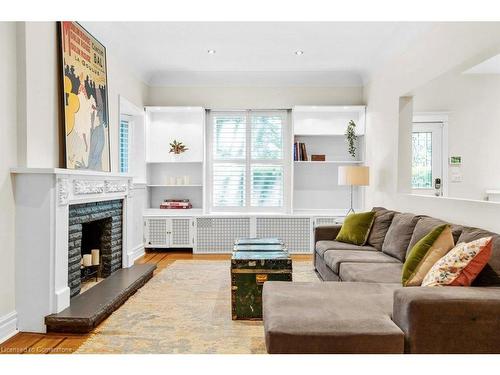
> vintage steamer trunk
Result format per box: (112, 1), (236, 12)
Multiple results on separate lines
(231, 238), (292, 320)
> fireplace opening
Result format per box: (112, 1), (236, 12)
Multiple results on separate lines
(68, 200), (123, 298)
(79, 218), (109, 294)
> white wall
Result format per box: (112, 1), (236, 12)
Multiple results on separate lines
(364, 22), (500, 233)
(413, 72), (500, 200)
(16, 22), (148, 172)
(147, 86), (363, 108)
(0, 22), (148, 341)
(0, 22), (19, 341)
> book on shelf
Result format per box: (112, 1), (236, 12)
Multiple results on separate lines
(293, 142), (308, 161)
(160, 199), (193, 209)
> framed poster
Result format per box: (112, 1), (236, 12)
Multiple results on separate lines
(58, 22), (110, 171)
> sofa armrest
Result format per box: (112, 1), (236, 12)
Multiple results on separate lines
(314, 225), (342, 243)
(393, 286), (500, 353)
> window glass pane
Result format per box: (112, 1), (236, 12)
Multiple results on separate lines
(251, 165), (284, 207)
(251, 115), (283, 159)
(213, 115), (246, 160)
(412, 132), (432, 188)
(119, 120), (129, 173)
(213, 163), (246, 207)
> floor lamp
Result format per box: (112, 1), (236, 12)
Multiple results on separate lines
(338, 166), (369, 215)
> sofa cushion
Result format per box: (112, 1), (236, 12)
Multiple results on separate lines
(382, 213), (420, 262)
(403, 225), (455, 287)
(339, 262), (403, 284)
(423, 237), (493, 287)
(458, 227), (500, 286)
(367, 207), (397, 250)
(336, 211), (376, 246)
(323, 249), (400, 274)
(263, 282), (404, 354)
(406, 216), (463, 258)
(315, 240), (377, 258)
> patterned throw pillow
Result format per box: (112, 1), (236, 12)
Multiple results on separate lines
(422, 237), (493, 287)
(402, 225), (454, 287)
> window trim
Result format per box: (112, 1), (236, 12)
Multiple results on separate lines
(412, 112), (449, 196)
(206, 109), (291, 213)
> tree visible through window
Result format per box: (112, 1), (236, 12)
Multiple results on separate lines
(211, 111), (286, 210)
(412, 132), (432, 188)
(119, 119), (129, 173)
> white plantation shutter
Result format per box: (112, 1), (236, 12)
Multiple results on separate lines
(210, 110), (287, 211)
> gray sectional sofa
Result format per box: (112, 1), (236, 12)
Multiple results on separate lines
(262, 207), (500, 354)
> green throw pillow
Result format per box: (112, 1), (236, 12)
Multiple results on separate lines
(402, 224), (454, 287)
(336, 211), (376, 246)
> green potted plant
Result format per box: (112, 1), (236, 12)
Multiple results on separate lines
(345, 120), (357, 158)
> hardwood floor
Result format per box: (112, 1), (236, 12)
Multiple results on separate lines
(0, 250), (312, 354)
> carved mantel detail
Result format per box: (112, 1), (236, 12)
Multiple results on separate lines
(105, 180), (128, 193)
(73, 180), (106, 195)
(57, 178), (70, 206)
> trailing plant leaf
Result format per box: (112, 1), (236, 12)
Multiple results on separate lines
(345, 120), (357, 158)
(169, 140), (189, 154)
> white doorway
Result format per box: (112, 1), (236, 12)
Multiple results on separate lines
(412, 113), (448, 196)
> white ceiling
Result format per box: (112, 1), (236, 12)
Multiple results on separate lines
(463, 53), (500, 74)
(81, 22), (433, 87)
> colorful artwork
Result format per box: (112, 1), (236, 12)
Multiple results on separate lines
(59, 22), (110, 171)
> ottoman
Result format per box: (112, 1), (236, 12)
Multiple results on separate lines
(262, 281), (404, 354)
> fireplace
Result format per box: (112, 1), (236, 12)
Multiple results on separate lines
(68, 200), (123, 297)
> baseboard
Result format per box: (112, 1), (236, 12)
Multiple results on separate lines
(129, 244), (145, 263)
(0, 311), (18, 344)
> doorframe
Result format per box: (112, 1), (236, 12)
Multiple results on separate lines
(412, 112), (449, 197)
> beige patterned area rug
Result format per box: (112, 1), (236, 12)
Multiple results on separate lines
(76, 260), (319, 354)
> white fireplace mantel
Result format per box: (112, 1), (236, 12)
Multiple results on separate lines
(11, 168), (137, 333)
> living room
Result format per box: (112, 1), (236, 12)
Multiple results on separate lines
(2, 0), (500, 372)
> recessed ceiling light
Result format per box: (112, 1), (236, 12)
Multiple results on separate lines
(207, 49), (216, 54)
(295, 50), (304, 56)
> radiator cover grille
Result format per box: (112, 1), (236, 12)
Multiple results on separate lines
(256, 217), (311, 253)
(172, 218), (191, 246)
(196, 217), (251, 253)
(315, 217), (342, 227)
(147, 218), (167, 246)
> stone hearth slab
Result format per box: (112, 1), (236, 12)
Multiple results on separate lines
(45, 264), (156, 333)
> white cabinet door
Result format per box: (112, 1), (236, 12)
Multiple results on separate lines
(170, 218), (195, 248)
(145, 217), (195, 248)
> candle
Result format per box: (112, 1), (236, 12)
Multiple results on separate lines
(82, 254), (92, 267)
(183, 175), (190, 185)
(176, 177), (183, 185)
(91, 249), (100, 265)
(168, 177), (176, 185)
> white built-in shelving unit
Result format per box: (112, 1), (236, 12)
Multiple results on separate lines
(142, 105), (366, 252)
(145, 106), (206, 211)
(292, 105), (366, 213)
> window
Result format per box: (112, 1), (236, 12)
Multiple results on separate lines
(209, 110), (288, 211)
(119, 118), (130, 173)
(411, 131), (433, 188)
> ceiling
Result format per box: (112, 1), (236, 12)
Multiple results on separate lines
(463, 53), (500, 74)
(81, 22), (433, 87)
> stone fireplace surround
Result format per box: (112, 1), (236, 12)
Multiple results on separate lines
(69, 200), (123, 297)
(11, 168), (140, 333)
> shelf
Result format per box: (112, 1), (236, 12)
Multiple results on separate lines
(147, 184), (203, 187)
(294, 160), (364, 164)
(144, 208), (204, 217)
(146, 161), (203, 164)
(294, 133), (365, 137)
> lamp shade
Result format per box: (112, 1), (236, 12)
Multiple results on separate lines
(338, 166), (369, 186)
